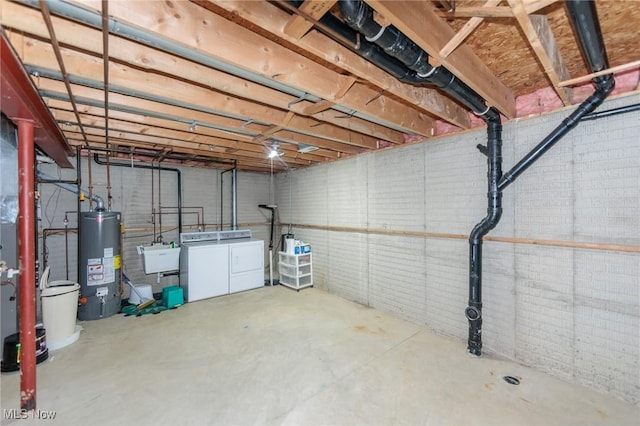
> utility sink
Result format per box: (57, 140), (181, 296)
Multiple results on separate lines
(139, 244), (181, 274)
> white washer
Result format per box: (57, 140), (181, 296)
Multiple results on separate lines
(180, 242), (229, 302)
(179, 230), (264, 302)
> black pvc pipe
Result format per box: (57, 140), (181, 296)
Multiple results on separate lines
(76, 146), (81, 285)
(220, 165), (236, 231)
(498, 0), (615, 191)
(285, 0), (421, 85)
(231, 168), (238, 230)
(258, 205), (277, 251)
(93, 153), (183, 235)
(339, 0), (432, 76)
(581, 103), (640, 122)
(293, 0), (493, 114)
(466, 113), (502, 355)
(336, 0), (496, 119)
(499, 76), (614, 191)
(565, 1), (609, 79)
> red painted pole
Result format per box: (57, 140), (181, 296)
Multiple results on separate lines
(17, 119), (36, 411)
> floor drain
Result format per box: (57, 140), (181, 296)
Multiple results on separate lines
(503, 376), (520, 385)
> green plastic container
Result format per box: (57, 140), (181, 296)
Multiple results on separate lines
(162, 286), (184, 309)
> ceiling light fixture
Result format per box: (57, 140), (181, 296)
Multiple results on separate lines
(268, 141), (282, 158)
(298, 143), (318, 153)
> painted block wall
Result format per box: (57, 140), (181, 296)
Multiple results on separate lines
(275, 94), (639, 404)
(38, 159), (272, 298)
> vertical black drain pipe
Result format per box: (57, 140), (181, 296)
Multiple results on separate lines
(469, 0), (614, 354)
(336, 0), (505, 355)
(466, 112), (502, 355)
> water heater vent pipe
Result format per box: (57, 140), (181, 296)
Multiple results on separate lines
(37, 170), (105, 211)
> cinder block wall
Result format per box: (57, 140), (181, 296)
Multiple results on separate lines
(38, 160), (272, 296)
(275, 94), (640, 404)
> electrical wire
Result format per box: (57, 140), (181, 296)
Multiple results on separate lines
(42, 167), (63, 228)
(1, 280), (17, 301)
(44, 187), (62, 228)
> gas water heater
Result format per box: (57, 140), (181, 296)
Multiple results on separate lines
(77, 210), (122, 320)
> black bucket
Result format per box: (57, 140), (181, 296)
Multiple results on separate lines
(1, 328), (48, 373)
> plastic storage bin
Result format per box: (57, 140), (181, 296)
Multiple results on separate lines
(162, 286), (184, 308)
(278, 252), (313, 291)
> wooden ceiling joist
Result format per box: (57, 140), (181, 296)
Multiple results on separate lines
(439, 0), (503, 59)
(559, 60), (640, 87)
(39, 80), (363, 157)
(507, 0), (572, 105)
(283, 0), (337, 39)
(44, 91), (352, 165)
(0, 32), (72, 167)
(438, 0), (559, 18)
(206, 0), (472, 129)
(7, 32), (383, 151)
(2, 0), (399, 143)
(65, 132), (294, 171)
(71, 0), (435, 137)
(50, 106), (332, 164)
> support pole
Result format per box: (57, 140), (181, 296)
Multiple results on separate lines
(17, 119), (37, 411)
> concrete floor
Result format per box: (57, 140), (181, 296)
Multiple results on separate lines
(1, 286), (638, 425)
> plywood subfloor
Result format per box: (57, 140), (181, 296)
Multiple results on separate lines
(1, 287), (637, 425)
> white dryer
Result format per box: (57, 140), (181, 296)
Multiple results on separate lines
(180, 230), (264, 303)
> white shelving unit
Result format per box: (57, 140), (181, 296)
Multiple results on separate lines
(278, 251), (313, 291)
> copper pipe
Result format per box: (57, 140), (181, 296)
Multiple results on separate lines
(17, 119), (37, 411)
(39, 0), (89, 146)
(151, 161), (156, 240)
(102, 0), (112, 210)
(87, 148), (94, 210)
(153, 211), (201, 231)
(158, 163), (162, 241)
(42, 228), (78, 280)
(160, 206), (204, 230)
